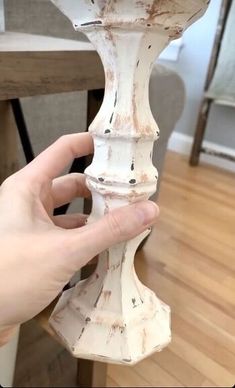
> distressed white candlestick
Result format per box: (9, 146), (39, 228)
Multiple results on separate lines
(50, 0), (209, 365)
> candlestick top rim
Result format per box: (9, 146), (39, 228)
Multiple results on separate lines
(51, 0), (210, 37)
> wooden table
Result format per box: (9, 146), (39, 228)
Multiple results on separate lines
(0, 31), (104, 179)
(0, 31), (105, 387)
(0, 32), (104, 99)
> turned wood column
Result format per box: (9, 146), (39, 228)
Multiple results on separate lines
(50, 0), (209, 365)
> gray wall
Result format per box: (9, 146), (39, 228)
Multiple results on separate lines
(5, 0), (86, 41)
(0, 0), (4, 31)
(159, 0), (235, 150)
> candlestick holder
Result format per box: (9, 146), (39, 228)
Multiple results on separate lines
(50, 0), (209, 365)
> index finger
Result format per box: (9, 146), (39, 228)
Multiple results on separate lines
(22, 133), (93, 182)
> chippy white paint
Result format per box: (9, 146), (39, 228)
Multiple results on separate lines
(50, 0), (209, 365)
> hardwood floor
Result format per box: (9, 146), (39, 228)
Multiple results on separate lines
(14, 151), (235, 387)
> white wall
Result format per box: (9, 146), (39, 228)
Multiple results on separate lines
(159, 0), (235, 151)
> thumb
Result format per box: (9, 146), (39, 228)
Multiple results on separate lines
(69, 201), (159, 266)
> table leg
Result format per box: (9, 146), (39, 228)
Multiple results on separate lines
(77, 359), (107, 388)
(0, 100), (18, 183)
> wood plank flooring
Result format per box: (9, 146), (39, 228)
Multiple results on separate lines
(14, 151), (235, 387)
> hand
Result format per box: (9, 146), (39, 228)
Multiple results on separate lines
(0, 133), (159, 345)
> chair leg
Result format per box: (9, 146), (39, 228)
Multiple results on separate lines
(0, 100), (18, 183)
(10, 98), (35, 163)
(9, 97), (93, 216)
(190, 99), (212, 166)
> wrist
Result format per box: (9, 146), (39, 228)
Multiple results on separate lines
(0, 325), (17, 347)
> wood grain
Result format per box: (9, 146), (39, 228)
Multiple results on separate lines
(0, 33), (104, 100)
(14, 152), (235, 387)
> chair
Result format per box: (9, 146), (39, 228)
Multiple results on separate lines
(190, 0), (235, 166)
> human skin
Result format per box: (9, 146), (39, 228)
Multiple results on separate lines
(0, 133), (158, 346)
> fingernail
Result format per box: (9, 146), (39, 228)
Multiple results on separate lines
(134, 201), (158, 225)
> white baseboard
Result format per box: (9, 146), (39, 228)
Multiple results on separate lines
(168, 132), (235, 173)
